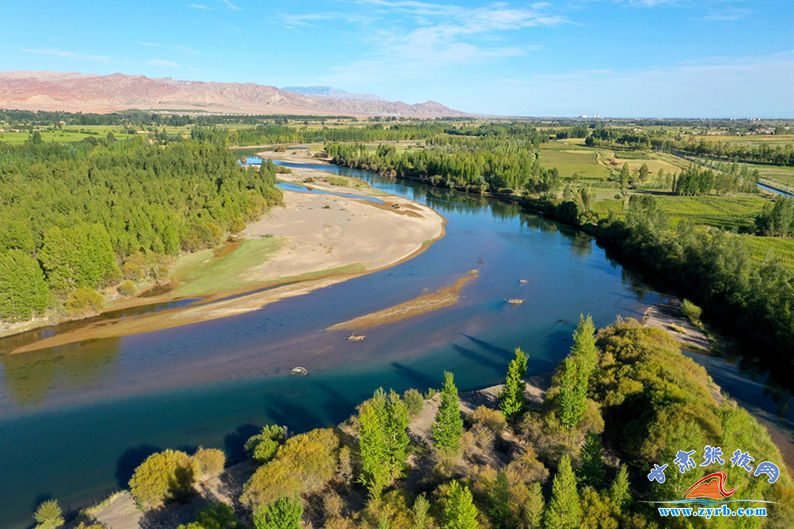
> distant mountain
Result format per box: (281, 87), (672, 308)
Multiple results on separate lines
(281, 86), (386, 102)
(0, 71), (465, 117)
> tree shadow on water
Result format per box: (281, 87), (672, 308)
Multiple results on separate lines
(223, 423), (260, 462)
(115, 444), (161, 489)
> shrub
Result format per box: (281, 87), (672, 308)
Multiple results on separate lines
(33, 499), (64, 529)
(177, 503), (238, 529)
(121, 253), (147, 280)
(129, 449), (198, 510)
(253, 497), (303, 529)
(245, 425), (286, 463)
(403, 388), (424, 418)
(193, 447), (226, 477)
(117, 280), (137, 297)
(680, 298), (702, 323)
(64, 288), (104, 318)
(229, 217), (247, 233)
(470, 405), (507, 436)
(241, 428), (339, 507)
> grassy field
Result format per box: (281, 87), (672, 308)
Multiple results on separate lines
(172, 237), (284, 297)
(0, 125), (138, 144)
(591, 193), (769, 230)
(694, 133), (794, 148)
(538, 141), (611, 180)
(540, 139), (682, 184)
(741, 235), (794, 267)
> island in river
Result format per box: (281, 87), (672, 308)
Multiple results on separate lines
(8, 157), (446, 354)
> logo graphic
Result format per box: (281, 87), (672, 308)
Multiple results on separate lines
(683, 472), (736, 501)
(645, 446), (779, 518)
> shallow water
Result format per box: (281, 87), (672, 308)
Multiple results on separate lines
(275, 181), (384, 204)
(0, 159), (788, 528)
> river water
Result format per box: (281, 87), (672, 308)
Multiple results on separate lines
(0, 159), (790, 528)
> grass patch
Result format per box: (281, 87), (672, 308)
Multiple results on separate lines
(81, 491), (126, 518)
(277, 263), (367, 283)
(172, 237), (285, 296)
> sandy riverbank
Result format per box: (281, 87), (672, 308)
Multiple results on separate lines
(8, 159), (445, 354)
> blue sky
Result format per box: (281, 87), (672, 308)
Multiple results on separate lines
(2, 0), (793, 117)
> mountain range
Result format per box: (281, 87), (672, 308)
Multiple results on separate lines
(0, 71), (465, 117)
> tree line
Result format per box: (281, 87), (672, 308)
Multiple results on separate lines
(586, 127), (794, 166)
(326, 134), (560, 195)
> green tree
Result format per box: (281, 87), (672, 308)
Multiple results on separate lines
(619, 163), (630, 192)
(0, 250), (49, 321)
(523, 483), (545, 529)
(385, 389), (411, 483)
(432, 372), (464, 455)
(499, 348), (528, 422)
(245, 425), (286, 463)
(558, 355), (588, 431)
(544, 455), (581, 529)
(609, 466), (630, 509)
(411, 494), (432, 529)
(638, 163), (649, 182)
(33, 499), (63, 529)
(488, 471), (515, 529)
(557, 315), (597, 431)
(578, 433), (606, 489)
(253, 497), (303, 529)
(39, 223), (119, 291)
(358, 389), (389, 498)
(444, 481), (479, 529)
(178, 503), (238, 529)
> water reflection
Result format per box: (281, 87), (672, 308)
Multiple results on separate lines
(1, 338), (120, 406)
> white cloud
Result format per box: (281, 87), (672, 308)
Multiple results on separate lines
(21, 48), (110, 63)
(138, 42), (159, 47)
(221, 0), (243, 10)
(174, 45), (199, 54)
(189, 3), (212, 9)
(301, 1), (566, 83)
(149, 59), (180, 68)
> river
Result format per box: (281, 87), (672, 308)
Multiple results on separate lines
(0, 159), (790, 529)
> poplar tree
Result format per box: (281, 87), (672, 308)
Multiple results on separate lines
(499, 348), (528, 422)
(544, 455), (581, 529)
(359, 388), (410, 498)
(558, 315), (598, 431)
(578, 433), (606, 488)
(620, 162), (630, 192)
(609, 466), (631, 509)
(558, 356), (588, 431)
(359, 388), (391, 498)
(385, 389), (410, 483)
(639, 163), (649, 182)
(432, 372), (464, 455)
(444, 481), (479, 529)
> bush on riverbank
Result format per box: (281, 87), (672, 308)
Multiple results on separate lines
(33, 499), (63, 529)
(64, 288), (105, 318)
(128, 449), (198, 510)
